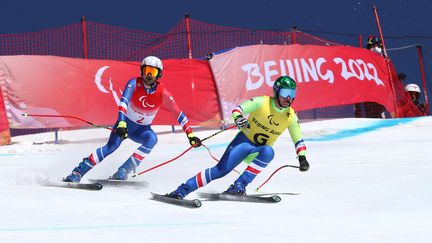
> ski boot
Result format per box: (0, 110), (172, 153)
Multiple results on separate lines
(224, 181), (247, 196)
(111, 158), (140, 180)
(63, 158), (93, 182)
(166, 183), (191, 199)
(111, 168), (129, 180)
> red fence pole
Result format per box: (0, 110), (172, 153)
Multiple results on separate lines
(416, 45), (429, 114)
(81, 16), (88, 59)
(185, 14), (193, 59)
(373, 6), (399, 117)
(291, 26), (297, 45)
(373, 6), (388, 58)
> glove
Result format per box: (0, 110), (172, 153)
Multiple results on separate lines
(115, 121), (128, 139)
(298, 155), (309, 172)
(234, 115), (250, 129)
(187, 133), (202, 148)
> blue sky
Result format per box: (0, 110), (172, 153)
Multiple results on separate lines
(1, 0), (431, 106)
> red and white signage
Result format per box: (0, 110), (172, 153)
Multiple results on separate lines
(0, 44), (401, 138)
(0, 56), (220, 129)
(210, 44), (393, 122)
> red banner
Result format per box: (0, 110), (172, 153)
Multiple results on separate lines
(0, 56), (220, 129)
(210, 44), (394, 122)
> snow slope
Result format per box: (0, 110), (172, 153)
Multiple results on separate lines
(0, 117), (431, 243)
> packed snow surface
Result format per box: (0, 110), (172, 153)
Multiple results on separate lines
(1, 117), (431, 243)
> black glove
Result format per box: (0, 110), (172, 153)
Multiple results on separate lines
(298, 155), (309, 172)
(234, 115), (250, 129)
(187, 133), (202, 148)
(115, 121), (128, 139)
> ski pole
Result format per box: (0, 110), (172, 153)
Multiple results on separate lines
(22, 113), (113, 130)
(201, 125), (236, 142)
(255, 164), (299, 192)
(133, 125), (237, 177)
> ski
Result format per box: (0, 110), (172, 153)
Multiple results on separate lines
(150, 192), (202, 208)
(43, 180), (103, 191)
(198, 192), (281, 203)
(87, 179), (149, 188)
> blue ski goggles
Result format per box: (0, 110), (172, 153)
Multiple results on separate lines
(279, 88), (296, 99)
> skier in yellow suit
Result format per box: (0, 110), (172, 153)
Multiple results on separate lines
(167, 76), (309, 199)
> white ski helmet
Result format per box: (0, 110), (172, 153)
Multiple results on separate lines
(140, 56), (163, 78)
(404, 83), (421, 93)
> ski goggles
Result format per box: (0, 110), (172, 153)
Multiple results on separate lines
(142, 66), (160, 77)
(279, 88), (296, 99)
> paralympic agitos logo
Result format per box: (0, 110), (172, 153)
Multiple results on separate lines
(267, 115), (279, 126)
(94, 66), (122, 104)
